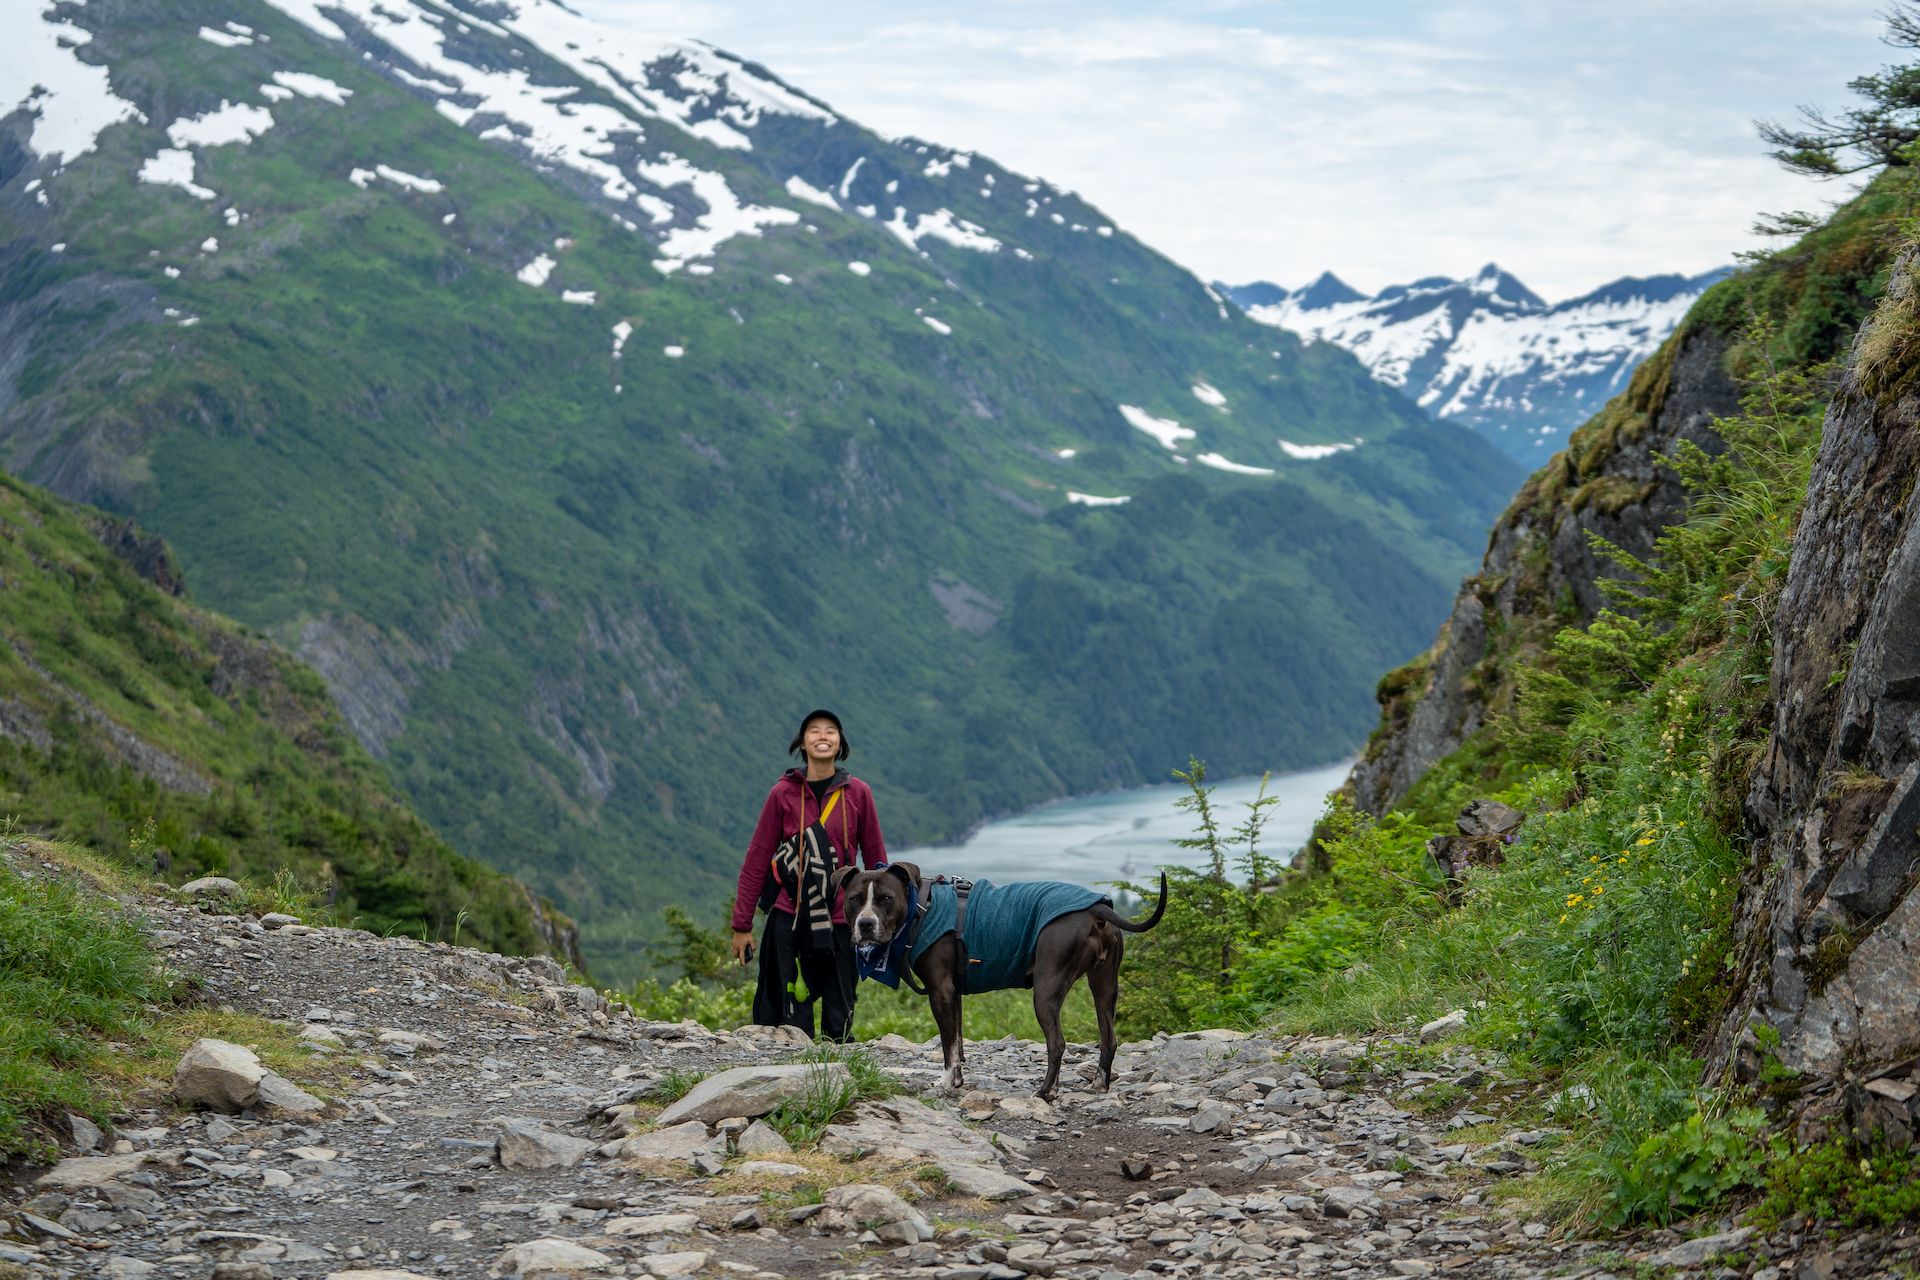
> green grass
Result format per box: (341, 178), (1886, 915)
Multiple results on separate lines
(0, 849), (167, 1159)
(766, 1043), (903, 1148)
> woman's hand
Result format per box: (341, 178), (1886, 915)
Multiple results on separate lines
(731, 930), (754, 966)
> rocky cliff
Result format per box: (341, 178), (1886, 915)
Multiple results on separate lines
(1713, 254), (1920, 1126)
(1345, 319), (1739, 818)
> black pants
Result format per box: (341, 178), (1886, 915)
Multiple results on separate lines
(753, 911), (857, 1042)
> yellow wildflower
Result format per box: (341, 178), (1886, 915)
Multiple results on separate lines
(1636, 837), (1655, 846)
(1566, 893), (1585, 907)
(1559, 914), (1569, 924)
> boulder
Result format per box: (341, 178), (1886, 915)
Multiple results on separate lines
(819, 1095), (999, 1164)
(733, 1119), (792, 1155)
(66, 1114), (102, 1152)
(488, 1238), (613, 1277)
(179, 876), (241, 898)
(933, 1161), (1034, 1201)
(494, 1117), (596, 1170)
(824, 1183), (932, 1241)
(36, 1150), (178, 1189)
(174, 1039), (267, 1111)
(1456, 799), (1524, 838)
(1420, 1010), (1469, 1043)
(655, 1062), (848, 1127)
(608, 1120), (711, 1167)
(254, 1072), (326, 1117)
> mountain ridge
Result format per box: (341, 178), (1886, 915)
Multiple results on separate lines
(1220, 263), (1733, 459)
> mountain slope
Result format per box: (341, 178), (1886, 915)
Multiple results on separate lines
(1223, 264), (1731, 460)
(1, 0), (1521, 978)
(0, 467), (576, 960)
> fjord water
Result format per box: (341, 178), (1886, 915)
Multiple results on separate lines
(899, 761), (1353, 893)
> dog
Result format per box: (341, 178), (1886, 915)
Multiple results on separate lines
(835, 861), (1168, 1099)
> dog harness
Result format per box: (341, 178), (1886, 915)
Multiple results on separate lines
(904, 879), (1109, 994)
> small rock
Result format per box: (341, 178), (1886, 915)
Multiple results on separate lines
(255, 1071), (326, 1117)
(101, 1258), (158, 1280)
(735, 1160), (809, 1176)
(604, 1213), (698, 1238)
(179, 876), (241, 898)
(489, 1238), (613, 1277)
(495, 1118), (596, 1170)
(642, 1252), (709, 1278)
(1648, 1227), (1754, 1268)
(1322, 1185), (1383, 1218)
(935, 1161), (1036, 1201)
(259, 912), (302, 928)
(210, 1266), (275, 1280)
(656, 1062), (850, 1126)
(825, 1183), (933, 1242)
(733, 1119), (792, 1156)
(175, 1038), (268, 1112)
(1419, 1011), (1469, 1043)
(66, 1114), (103, 1152)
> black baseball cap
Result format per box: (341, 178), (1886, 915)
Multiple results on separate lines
(788, 709), (850, 759)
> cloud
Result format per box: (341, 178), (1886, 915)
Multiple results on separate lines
(578, 0), (1887, 299)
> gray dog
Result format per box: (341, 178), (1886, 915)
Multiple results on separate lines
(835, 861), (1168, 1098)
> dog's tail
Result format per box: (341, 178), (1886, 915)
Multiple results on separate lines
(1093, 871), (1168, 933)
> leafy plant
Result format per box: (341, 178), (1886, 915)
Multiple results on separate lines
(1758, 1139), (1920, 1227)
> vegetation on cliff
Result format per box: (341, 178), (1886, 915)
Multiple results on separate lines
(0, 470), (572, 960)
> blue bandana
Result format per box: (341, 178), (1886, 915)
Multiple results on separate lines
(853, 880), (919, 988)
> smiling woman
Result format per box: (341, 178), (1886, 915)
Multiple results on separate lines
(730, 709), (890, 1042)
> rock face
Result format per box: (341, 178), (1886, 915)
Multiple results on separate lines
(1713, 261), (1920, 1111)
(1345, 322), (1740, 819)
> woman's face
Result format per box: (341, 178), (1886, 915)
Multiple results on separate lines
(803, 718), (841, 761)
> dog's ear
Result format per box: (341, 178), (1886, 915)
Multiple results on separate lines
(885, 862), (921, 893)
(832, 864), (863, 898)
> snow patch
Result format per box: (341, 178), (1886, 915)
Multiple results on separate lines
(1118, 405), (1194, 451)
(611, 320), (632, 356)
(837, 156), (866, 199)
(1195, 453), (1274, 476)
(199, 26), (253, 47)
(773, 273), (793, 284)
(784, 175), (838, 210)
(636, 153), (799, 272)
(516, 254), (556, 286)
(1191, 381), (1227, 409)
(200, 236), (219, 253)
(1055, 448), (1077, 459)
(10, 10), (151, 164)
(883, 207), (1000, 254)
(847, 261), (871, 277)
(563, 290), (596, 304)
(139, 149), (215, 200)
(663, 345), (684, 358)
(166, 101), (275, 148)
(1067, 492), (1129, 507)
(922, 316), (952, 335)
(271, 71), (353, 105)
(1277, 438), (1358, 460)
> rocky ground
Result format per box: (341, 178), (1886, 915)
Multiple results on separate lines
(3, 880), (1913, 1280)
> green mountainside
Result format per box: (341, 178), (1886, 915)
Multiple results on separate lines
(2, 0), (1520, 977)
(0, 468), (575, 960)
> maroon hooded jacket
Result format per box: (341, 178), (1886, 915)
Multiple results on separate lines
(731, 768), (888, 933)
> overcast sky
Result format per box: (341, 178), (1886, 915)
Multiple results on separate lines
(579, 0), (1890, 302)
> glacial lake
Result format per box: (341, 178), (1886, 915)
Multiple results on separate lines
(896, 760), (1354, 896)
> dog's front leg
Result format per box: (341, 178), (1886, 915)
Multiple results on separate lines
(930, 983), (964, 1090)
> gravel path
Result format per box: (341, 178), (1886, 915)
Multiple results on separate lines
(4, 887), (1912, 1280)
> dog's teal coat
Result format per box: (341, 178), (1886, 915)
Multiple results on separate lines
(907, 879), (1109, 992)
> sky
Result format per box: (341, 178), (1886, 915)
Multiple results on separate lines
(576, 0), (1893, 303)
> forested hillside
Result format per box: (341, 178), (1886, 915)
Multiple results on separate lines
(0, 469), (576, 961)
(1, 0), (1519, 976)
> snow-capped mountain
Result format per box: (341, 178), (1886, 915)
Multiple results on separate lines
(1221, 264), (1732, 458)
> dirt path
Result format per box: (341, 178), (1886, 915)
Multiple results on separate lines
(5, 886), (1911, 1280)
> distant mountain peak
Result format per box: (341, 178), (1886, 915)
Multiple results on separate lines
(1295, 270), (1367, 310)
(1223, 263), (1730, 459)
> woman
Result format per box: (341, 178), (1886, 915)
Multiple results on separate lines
(731, 708), (888, 1041)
